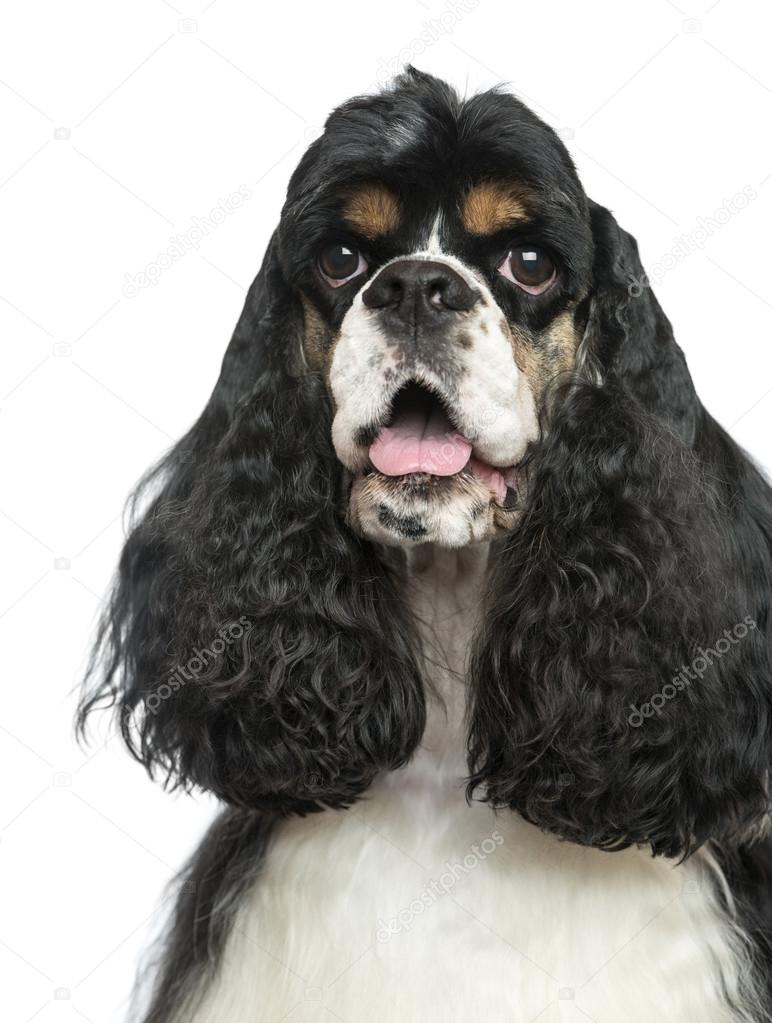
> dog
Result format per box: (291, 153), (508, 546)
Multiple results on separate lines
(79, 68), (772, 1022)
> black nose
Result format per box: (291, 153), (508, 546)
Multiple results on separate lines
(362, 259), (480, 324)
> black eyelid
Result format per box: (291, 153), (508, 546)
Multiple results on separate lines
(493, 238), (551, 261)
(496, 240), (560, 275)
(320, 233), (366, 254)
(509, 240), (551, 255)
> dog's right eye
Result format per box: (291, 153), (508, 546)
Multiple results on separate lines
(318, 243), (367, 287)
(497, 245), (556, 295)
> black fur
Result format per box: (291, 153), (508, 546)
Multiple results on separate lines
(467, 203), (772, 858)
(77, 67), (772, 1020)
(77, 226), (426, 814)
(140, 810), (273, 1023)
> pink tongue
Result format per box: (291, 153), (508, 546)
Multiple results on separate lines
(369, 403), (472, 477)
(469, 457), (507, 504)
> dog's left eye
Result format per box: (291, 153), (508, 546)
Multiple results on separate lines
(497, 245), (556, 294)
(318, 243), (368, 287)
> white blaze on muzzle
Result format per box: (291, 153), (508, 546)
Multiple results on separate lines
(329, 250), (539, 493)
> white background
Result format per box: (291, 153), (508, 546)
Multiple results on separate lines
(2, 1), (771, 1020)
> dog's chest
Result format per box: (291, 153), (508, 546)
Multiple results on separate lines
(190, 547), (749, 1022)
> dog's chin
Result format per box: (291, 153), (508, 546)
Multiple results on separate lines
(346, 470), (519, 547)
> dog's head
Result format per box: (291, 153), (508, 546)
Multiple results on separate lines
(79, 70), (772, 858)
(280, 79), (594, 545)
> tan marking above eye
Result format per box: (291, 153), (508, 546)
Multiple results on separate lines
(461, 180), (532, 235)
(342, 183), (401, 240)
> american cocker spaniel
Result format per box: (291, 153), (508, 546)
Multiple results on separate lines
(79, 69), (772, 1023)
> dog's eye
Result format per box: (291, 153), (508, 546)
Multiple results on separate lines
(318, 243), (367, 287)
(497, 245), (556, 294)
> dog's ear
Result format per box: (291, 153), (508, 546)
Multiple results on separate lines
(580, 200), (700, 440)
(78, 230), (425, 814)
(468, 204), (772, 858)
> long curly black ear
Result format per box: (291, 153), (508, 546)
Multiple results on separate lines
(468, 203), (772, 858)
(579, 200), (702, 440)
(78, 231), (425, 814)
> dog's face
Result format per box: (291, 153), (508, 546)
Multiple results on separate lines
(278, 81), (593, 545)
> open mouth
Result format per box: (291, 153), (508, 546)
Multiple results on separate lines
(367, 381), (517, 506)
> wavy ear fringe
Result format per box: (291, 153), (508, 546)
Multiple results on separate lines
(468, 381), (772, 857)
(468, 205), (772, 859)
(78, 233), (425, 814)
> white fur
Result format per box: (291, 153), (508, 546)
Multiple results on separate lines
(348, 472), (507, 547)
(182, 547), (760, 1023)
(424, 210), (444, 253)
(329, 251), (538, 475)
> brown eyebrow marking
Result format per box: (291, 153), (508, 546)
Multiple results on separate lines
(461, 180), (531, 235)
(342, 182), (401, 240)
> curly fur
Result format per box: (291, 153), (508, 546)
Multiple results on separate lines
(468, 380), (772, 857)
(78, 235), (426, 814)
(467, 203), (772, 858)
(77, 68), (772, 1022)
